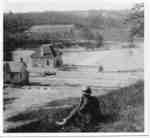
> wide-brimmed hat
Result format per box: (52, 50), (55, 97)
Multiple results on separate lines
(81, 86), (92, 95)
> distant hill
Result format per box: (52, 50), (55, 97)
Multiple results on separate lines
(4, 9), (131, 60)
(4, 9), (129, 36)
(25, 24), (102, 42)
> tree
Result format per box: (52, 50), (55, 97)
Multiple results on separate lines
(125, 3), (144, 42)
(4, 12), (33, 60)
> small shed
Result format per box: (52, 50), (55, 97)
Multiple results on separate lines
(31, 45), (54, 68)
(31, 44), (63, 68)
(4, 62), (29, 85)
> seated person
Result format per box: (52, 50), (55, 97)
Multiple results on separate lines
(56, 86), (101, 126)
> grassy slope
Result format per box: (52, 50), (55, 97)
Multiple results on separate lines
(6, 81), (144, 132)
(97, 80), (144, 132)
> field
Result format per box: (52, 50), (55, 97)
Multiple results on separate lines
(3, 44), (144, 132)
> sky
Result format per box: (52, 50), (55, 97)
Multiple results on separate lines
(4, 0), (144, 13)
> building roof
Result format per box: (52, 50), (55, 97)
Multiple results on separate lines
(4, 62), (27, 73)
(42, 44), (52, 54)
(31, 44), (54, 58)
(29, 24), (74, 33)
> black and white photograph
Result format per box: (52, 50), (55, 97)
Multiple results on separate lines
(2, 0), (146, 134)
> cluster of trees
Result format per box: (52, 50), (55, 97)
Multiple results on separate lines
(125, 3), (144, 42)
(4, 3), (144, 60)
(4, 11), (106, 60)
(4, 13), (33, 60)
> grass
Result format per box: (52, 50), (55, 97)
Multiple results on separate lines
(3, 97), (17, 111)
(6, 80), (144, 132)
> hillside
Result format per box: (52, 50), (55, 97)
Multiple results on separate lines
(4, 9), (129, 41)
(6, 81), (144, 132)
(4, 10), (127, 28)
(3, 9), (138, 60)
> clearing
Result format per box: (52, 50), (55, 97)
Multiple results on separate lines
(4, 46), (144, 132)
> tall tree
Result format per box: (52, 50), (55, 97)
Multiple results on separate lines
(125, 3), (144, 42)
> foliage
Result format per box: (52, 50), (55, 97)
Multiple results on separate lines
(125, 3), (144, 40)
(4, 10), (129, 60)
(4, 12), (33, 60)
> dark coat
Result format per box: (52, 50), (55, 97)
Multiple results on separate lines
(78, 95), (101, 120)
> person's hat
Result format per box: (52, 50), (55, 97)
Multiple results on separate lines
(81, 86), (92, 95)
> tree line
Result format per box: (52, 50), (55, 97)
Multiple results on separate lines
(4, 4), (144, 61)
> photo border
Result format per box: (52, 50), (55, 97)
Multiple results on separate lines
(0, 0), (149, 137)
